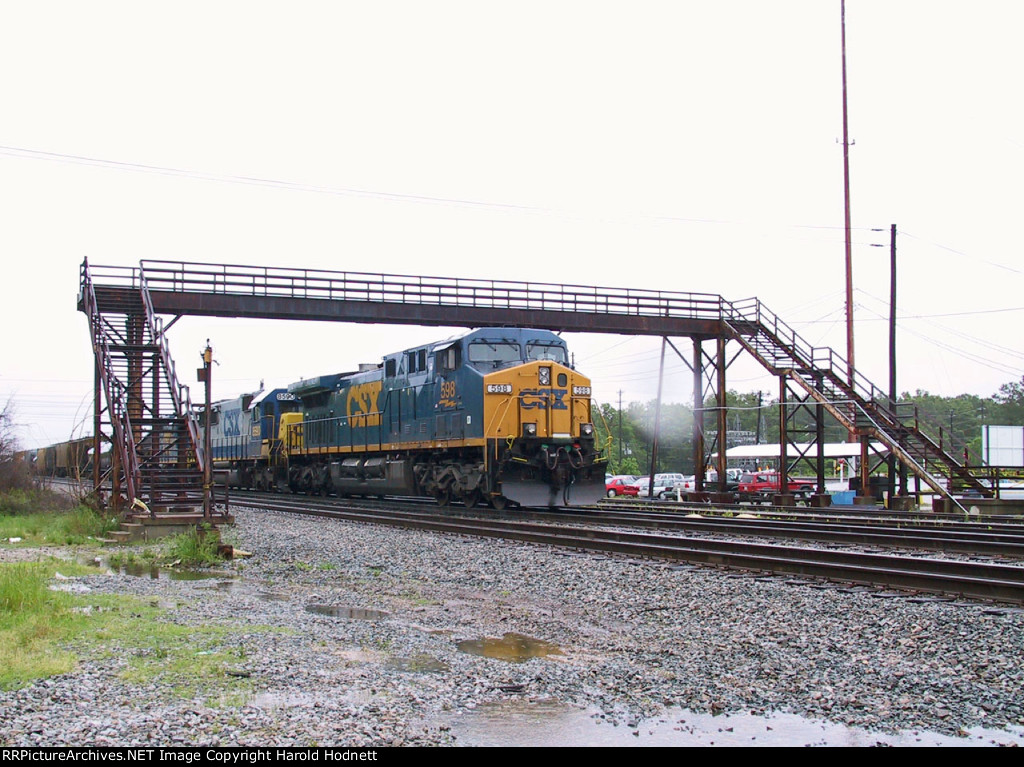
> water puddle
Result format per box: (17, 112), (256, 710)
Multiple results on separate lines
(386, 654), (451, 673)
(102, 559), (237, 582)
(304, 605), (389, 620)
(193, 579), (241, 591)
(444, 701), (1024, 747)
(257, 591), (290, 602)
(457, 632), (563, 663)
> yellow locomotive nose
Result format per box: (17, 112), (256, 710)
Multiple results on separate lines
(482, 361), (592, 441)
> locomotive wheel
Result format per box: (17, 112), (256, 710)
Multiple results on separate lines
(434, 488), (452, 507)
(461, 489), (483, 509)
(489, 495), (508, 511)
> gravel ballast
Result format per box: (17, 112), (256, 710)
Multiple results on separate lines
(2, 507), (1023, 747)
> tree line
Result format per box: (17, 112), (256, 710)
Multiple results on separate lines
(593, 376), (1024, 477)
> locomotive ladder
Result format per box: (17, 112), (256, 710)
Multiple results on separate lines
(79, 259), (209, 516)
(722, 298), (987, 506)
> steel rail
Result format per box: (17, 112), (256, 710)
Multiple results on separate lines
(529, 508), (1024, 559)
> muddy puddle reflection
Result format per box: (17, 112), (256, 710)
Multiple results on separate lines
(109, 561), (238, 582)
(305, 605), (389, 620)
(445, 701), (1024, 747)
(457, 633), (562, 663)
(386, 654), (451, 673)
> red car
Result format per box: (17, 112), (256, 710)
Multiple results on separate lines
(736, 471), (815, 502)
(606, 476), (640, 497)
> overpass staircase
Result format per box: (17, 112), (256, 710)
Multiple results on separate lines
(78, 260), (209, 516)
(722, 298), (988, 504)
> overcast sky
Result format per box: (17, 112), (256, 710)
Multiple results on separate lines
(1, 1), (1022, 449)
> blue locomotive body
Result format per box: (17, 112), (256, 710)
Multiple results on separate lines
(206, 328), (607, 508)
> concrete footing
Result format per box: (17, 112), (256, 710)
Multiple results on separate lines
(108, 512), (233, 543)
(888, 496), (917, 511)
(956, 498), (1024, 517)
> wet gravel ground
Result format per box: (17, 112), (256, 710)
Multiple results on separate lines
(3, 506), (1024, 746)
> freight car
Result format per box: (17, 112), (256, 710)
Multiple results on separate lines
(202, 328), (607, 508)
(31, 437), (107, 479)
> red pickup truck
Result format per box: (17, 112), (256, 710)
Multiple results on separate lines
(736, 471), (816, 502)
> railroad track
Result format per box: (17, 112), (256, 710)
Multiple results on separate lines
(617, 495), (1024, 525)
(529, 507), (1024, 559)
(229, 493), (1024, 606)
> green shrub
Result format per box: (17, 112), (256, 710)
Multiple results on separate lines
(0, 488), (75, 516)
(164, 525), (222, 567)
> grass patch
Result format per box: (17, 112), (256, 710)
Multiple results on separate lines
(106, 549), (158, 570)
(0, 558), (286, 702)
(0, 505), (119, 546)
(0, 561), (91, 688)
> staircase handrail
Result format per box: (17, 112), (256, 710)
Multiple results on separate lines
(721, 295), (983, 496)
(137, 266), (205, 474)
(78, 259), (142, 503)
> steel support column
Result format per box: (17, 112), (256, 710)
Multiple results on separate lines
(715, 337), (728, 491)
(777, 376), (791, 503)
(692, 339), (705, 492)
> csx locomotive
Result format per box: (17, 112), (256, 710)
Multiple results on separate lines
(203, 328), (607, 508)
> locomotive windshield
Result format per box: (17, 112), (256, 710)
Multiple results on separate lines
(526, 342), (567, 364)
(468, 341), (521, 365)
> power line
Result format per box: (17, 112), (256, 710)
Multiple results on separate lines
(901, 230), (1023, 276)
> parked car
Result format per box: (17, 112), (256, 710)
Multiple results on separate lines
(606, 476), (640, 497)
(705, 468), (742, 492)
(632, 475), (687, 500)
(736, 471), (815, 502)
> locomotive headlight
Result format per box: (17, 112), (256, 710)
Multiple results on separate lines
(523, 423), (537, 437)
(538, 366), (551, 386)
(581, 423), (594, 436)
(572, 385), (592, 396)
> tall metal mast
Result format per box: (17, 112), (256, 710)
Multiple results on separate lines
(841, 0), (855, 395)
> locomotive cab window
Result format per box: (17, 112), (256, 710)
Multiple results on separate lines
(385, 359), (397, 378)
(436, 344), (461, 372)
(526, 342), (568, 364)
(468, 341), (520, 366)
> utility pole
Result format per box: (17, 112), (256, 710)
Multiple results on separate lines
(618, 389), (623, 464)
(886, 224), (907, 501)
(647, 339), (667, 499)
(200, 341), (213, 519)
(840, 0), (856, 439)
(755, 390), (763, 444)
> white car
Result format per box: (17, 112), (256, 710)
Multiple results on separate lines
(632, 475), (687, 500)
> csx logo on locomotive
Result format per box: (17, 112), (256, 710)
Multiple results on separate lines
(222, 409), (243, 437)
(347, 381), (382, 427)
(519, 388), (568, 410)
